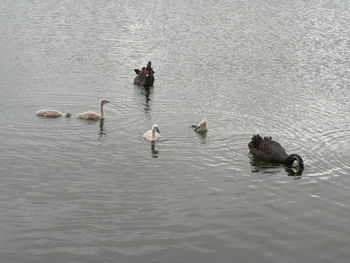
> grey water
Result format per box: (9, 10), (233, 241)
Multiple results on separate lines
(0, 0), (349, 262)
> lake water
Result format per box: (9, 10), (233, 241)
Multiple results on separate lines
(0, 0), (349, 262)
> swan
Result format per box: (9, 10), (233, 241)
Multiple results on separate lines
(36, 109), (71, 118)
(143, 124), (160, 141)
(192, 119), (207, 132)
(248, 134), (304, 169)
(75, 99), (109, 120)
(134, 61), (155, 87)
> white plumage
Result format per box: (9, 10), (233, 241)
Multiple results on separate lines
(143, 124), (160, 141)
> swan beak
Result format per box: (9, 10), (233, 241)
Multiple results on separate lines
(105, 100), (110, 104)
(157, 128), (160, 134)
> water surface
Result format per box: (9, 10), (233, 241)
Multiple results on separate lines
(0, 0), (349, 262)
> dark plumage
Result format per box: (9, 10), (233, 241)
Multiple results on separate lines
(248, 134), (304, 170)
(134, 61), (155, 87)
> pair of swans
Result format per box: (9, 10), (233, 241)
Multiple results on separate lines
(36, 99), (110, 120)
(143, 119), (208, 142)
(190, 122), (304, 172)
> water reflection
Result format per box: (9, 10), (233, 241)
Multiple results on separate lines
(135, 86), (153, 114)
(285, 166), (303, 178)
(98, 119), (105, 137)
(195, 129), (207, 143)
(151, 142), (159, 158)
(143, 86), (152, 113)
(249, 155), (303, 177)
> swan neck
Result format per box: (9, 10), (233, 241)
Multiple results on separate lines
(152, 129), (155, 138)
(100, 102), (104, 118)
(287, 154), (304, 170)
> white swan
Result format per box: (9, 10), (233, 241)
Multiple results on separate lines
(143, 124), (160, 141)
(192, 119), (207, 132)
(75, 99), (109, 120)
(36, 109), (71, 118)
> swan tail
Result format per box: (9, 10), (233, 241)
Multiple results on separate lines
(250, 134), (263, 148)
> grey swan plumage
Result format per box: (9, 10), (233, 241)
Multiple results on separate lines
(248, 134), (304, 170)
(192, 119), (207, 132)
(36, 109), (71, 118)
(75, 99), (109, 120)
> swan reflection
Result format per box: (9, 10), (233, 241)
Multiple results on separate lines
(151, 142), (159, 158)
(134, 85), (153, 114)
(98, 119), (106, 137)
(249, 155), (303, 177)
(143, 86), (152, 113)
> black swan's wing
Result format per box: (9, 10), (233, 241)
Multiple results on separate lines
(261, 140), (286, 153)
(249, 141), (271, 160)
(249, 139), (288, 163)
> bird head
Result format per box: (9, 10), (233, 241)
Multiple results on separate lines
(152, 124), (160, 134)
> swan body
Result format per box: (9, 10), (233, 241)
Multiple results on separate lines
(248, 134), (304, 169)
(75, 111), (102, 120)
(143, 124), (160, 141)
(36, 109), (71, 118)
(192, 119), (207, 132)
(76, 99), (109, 120)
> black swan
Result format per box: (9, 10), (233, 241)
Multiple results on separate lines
(134, 61), (155, 87)
(248, 134), (304, 170)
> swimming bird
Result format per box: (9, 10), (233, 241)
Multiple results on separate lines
(75, 99), (109, 120)
(143, 124), (160, 141)
(192, 119), (207, 132)
(134, 61), (155, 87)
(248, 134), (304, 169)
(36, 109), (71, 118)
